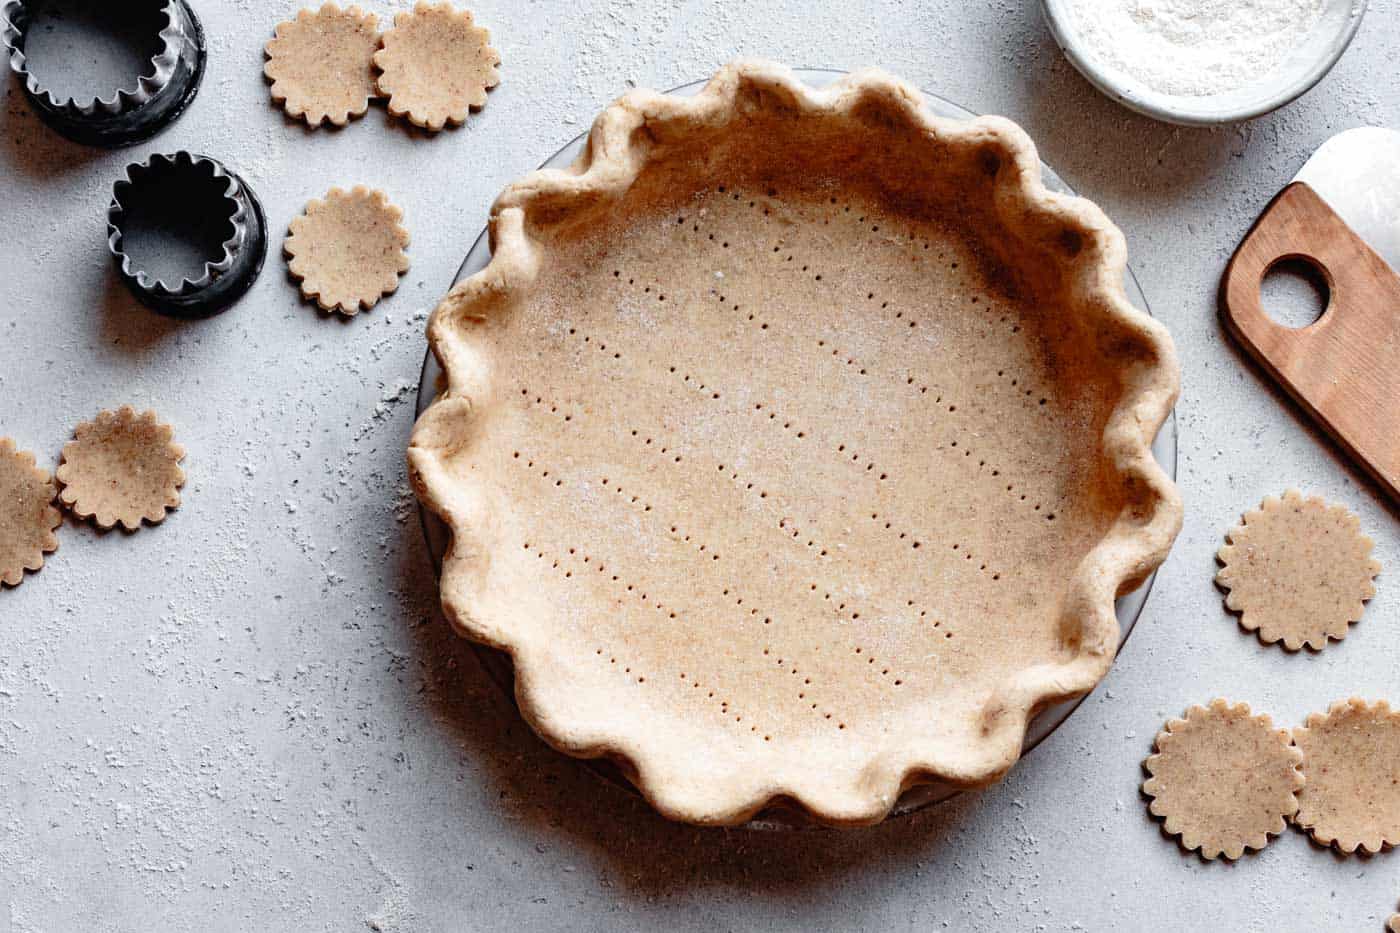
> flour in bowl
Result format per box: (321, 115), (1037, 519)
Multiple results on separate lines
(1063, 0), (1326, 97)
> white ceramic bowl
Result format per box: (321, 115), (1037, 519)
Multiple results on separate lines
(1041, 0), (1369, 125)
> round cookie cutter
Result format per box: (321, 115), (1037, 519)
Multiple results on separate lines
(107, 151), (268, 317)
(1, 0), (205, 147)
(415, 69), (1180, 828)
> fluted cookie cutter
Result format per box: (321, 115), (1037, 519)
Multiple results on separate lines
(1, 0), (205, 147)
(108, 152), (268, 317)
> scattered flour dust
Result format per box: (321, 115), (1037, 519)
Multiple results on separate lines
(1063, 0), (1327, 96)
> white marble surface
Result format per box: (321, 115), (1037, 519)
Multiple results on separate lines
(1, 2), (1397, 930)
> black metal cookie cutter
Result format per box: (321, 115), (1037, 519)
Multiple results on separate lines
(108, 152), (268, 317)
(1, 0), (205, 147)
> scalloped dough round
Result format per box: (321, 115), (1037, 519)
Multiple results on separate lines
(1216, 490), (1380, 651)
(408, 61), (1182, 825)
(0, 438), (62, 587)
(373, 2), (499, 131)
(1292, 698), (1400, 855)
(264, 4), (382, 127)
(286, 186), (410, 315)
(1142, 699), (1303, 860)
(56, 408), (185, 531)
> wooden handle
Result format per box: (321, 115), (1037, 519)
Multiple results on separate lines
(1222, 181), (1400, 503)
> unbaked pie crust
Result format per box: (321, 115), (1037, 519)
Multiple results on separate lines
(409, 61), (1182, 825)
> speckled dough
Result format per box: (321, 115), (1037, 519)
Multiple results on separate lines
(0, 438), (62, 588)
(1292, 698), (1400, 855)
(373, 2), (500, 131)
(56, 408), (185, 532)
(1142, 699), (1303, 860)
(286, 186), (411, 315)
(264, 3), (383, 128)
(1216, 490), (1381, 651)
(408, 61), (1182, 826)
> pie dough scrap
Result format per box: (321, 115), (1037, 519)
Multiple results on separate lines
(286, 186), (410, 315)
(1292, 698), (1400, 855)
(56, 408), (186, 531)
(373, 2), (500, 131)
(407, 61), (1182, 825)
(1388, 909), (1400, 933)
(1142, 699), (1304, 860)
(0, 438), (62, 588)
(265, 3), (383, 128)
(1216, 490), (1381, 651)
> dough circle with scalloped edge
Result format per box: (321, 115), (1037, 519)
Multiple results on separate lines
(1142, 698), (1303, 860)
(265, 3), (382, 128)
(373, 2), (500, 131)
(1217, 490), (1380, 651)
(0, 438), (62, 587)
(286, 186), (410, 315)
(56, 408), (185, 532)
(1292, 698), (1400, 855)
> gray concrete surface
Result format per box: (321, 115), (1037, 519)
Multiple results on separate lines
(1, 1), (1397, 930)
